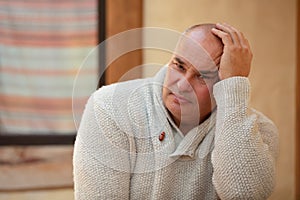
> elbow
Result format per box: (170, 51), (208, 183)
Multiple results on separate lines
(213, 168), (276, 200)
(215, 182), (275, 200)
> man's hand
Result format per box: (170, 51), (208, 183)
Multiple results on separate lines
(211, 23), (252, 80)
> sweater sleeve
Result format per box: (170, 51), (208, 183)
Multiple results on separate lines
(211, 77), (279, 200)
(73, 92), (133, 200)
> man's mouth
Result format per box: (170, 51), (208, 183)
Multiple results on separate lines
(171, 92), (191, 104)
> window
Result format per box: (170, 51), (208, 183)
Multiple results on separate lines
(0, 0), (106, 145)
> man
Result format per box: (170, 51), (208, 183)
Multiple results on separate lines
(73, 23), (278, 199)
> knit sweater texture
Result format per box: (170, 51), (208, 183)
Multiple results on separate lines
(73, 67), (279, 200)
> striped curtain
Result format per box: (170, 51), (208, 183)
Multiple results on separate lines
(0, 0), (98, 134)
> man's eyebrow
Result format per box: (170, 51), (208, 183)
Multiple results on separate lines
(174, 56), (219, 76)
(174, 57), (186, 65)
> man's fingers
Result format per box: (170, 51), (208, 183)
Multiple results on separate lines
(211, 27), (233, 46)
(215, 23), (241, 46)
(224, 23), (252, 49)
(240, 32), (251, 50)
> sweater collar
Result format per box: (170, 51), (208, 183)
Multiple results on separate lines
(169, 111), (216, 159)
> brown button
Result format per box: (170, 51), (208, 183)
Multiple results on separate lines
(159, 132), (165, 141)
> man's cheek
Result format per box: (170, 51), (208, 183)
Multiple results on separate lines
(165, 74), (177, 88)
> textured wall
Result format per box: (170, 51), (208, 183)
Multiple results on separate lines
(143, 0), (296, 199)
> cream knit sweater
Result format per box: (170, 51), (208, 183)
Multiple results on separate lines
(73, 67), (278, 200)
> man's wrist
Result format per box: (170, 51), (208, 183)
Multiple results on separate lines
(213, 76), (250, 108)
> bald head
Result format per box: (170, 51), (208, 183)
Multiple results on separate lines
(184, 24), (223, 55)
(184, 23), (217, 34)
(174, 23), (223, 69)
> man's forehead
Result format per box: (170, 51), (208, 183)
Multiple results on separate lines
(173, 35), (217, 71)
(172, 55), (217, 76)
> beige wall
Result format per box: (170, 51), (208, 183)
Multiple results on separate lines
(0, 189), (73, 200)
(143, 0), (297, 199)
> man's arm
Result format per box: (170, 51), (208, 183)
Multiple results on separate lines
(212, 77), (278, 199)
(211, 23), (279, 199)
(73, 92), (132, 200)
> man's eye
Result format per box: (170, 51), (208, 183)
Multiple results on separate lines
(196, 74), (203, 79)
(198, 74), (209, 79)
(196, 74), (205, 82)
(174, 62), (184, 71)
(178, 65), (185, 70)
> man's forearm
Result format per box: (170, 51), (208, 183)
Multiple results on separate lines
(211, 77), (278, 199)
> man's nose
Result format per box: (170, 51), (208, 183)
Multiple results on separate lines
(177, 75), (193, 92)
